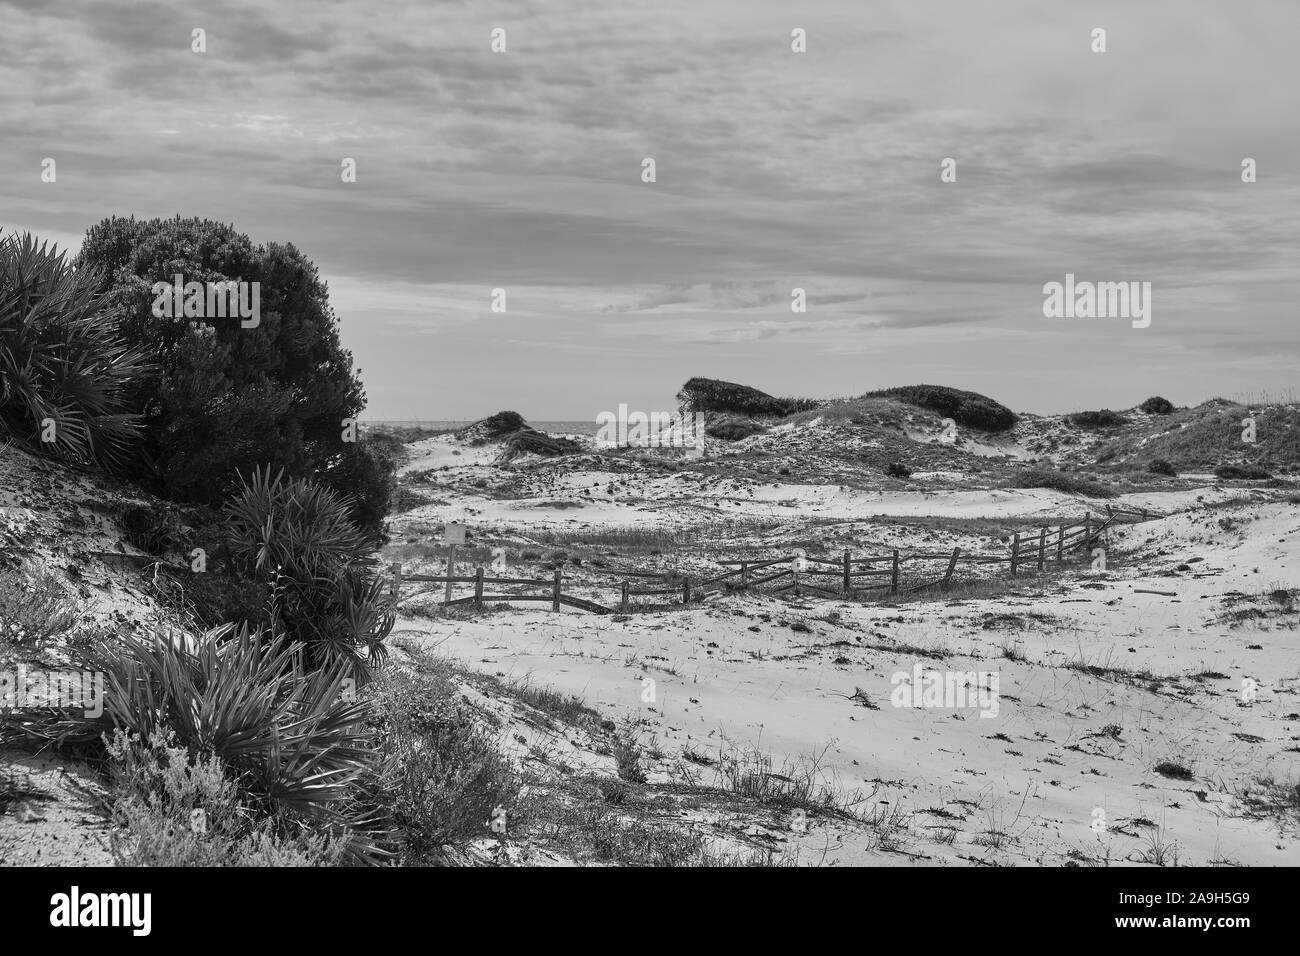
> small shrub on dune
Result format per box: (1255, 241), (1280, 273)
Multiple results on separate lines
(0, 566), (81, 663)
(885, 462), (912, 479)
(1068, 409), (1129, 428)
(1008, 468), (1117, 498)
(106, 729), (346, 866)
(706, 416), (768, 441)
(1140, 396), (1175, 415)
(1146, 459), (1177, 476)
(372, 665), (519, 864)
(1214, 463), (1273, 480)
(477, 410), (526, 436)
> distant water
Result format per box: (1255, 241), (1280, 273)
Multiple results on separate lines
(366, 420), (601, 437)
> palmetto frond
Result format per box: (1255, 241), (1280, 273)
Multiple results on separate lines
(0, 231), (151, 469)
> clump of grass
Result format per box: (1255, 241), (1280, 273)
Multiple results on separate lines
(504, 678), (601, 728)
(713, 744), (862, 818)
(1238, 776), (1300, 836)
(1135, 825), (1181, 866)
(613, 727), (648, 784)
(522, 786), (705, 866)
(1153, 760), (1194, 780)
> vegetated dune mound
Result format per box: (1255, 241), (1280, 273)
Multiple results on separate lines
(863, 385), (1018, 432)
(455, 410), (581, 461)
(1091, 401), (1300, 473)
(676, 377), (821, 418)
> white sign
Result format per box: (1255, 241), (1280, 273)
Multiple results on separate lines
(444, 522), (466, 545)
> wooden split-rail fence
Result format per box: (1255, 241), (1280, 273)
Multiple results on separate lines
(389, 504), (1151, 615)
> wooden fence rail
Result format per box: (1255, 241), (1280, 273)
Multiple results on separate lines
(388, 507), (1152, 614)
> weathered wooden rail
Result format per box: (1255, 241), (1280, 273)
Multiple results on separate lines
(389, 506), (1151, 615)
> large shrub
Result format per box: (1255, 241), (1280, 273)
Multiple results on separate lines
(74, 216), (389, 536)
(864, 385), (1017, 432)
(0, 232), (149, 469)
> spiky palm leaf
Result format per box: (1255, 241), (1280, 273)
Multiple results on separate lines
(0, 231), (150, 469)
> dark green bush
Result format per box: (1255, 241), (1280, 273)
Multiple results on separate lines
(320, 437), (400, 542)
(1140, 396), (1175, 415)
(864, 385), (1017, 432)
(75, 216), (386, 529)
(1069, 409), (1129, 428)
(1146, 459), (1177, 476)
(885, 462), (912, 479)
(0, 232), (150, 469)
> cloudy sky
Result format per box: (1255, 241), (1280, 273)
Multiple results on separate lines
(2, 0), (1297, 420)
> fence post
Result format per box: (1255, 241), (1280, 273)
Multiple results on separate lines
(682, 576), (691, 605)
(389, 562), (402, 599)
(942, 547), (960, 590)
(1056, 526), (1065, 565)
(842, 550), (851, 594)
(552, 567), (561, 611)
(1038, 528), (1047, 572)
(474, 567), (484, 608)
(1010, 534), (1020, 576)
(444, 544), (457, 606)
(1083, 514), (1091, 551)
(621, 580), (629, 612)
(740, 561), (748, 588)
(890, 549), (900, 595)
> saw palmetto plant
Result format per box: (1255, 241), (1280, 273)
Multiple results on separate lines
(4, 624), (395, 863)
(0, 231), (150, 470)
(224, 466), (395, 675)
